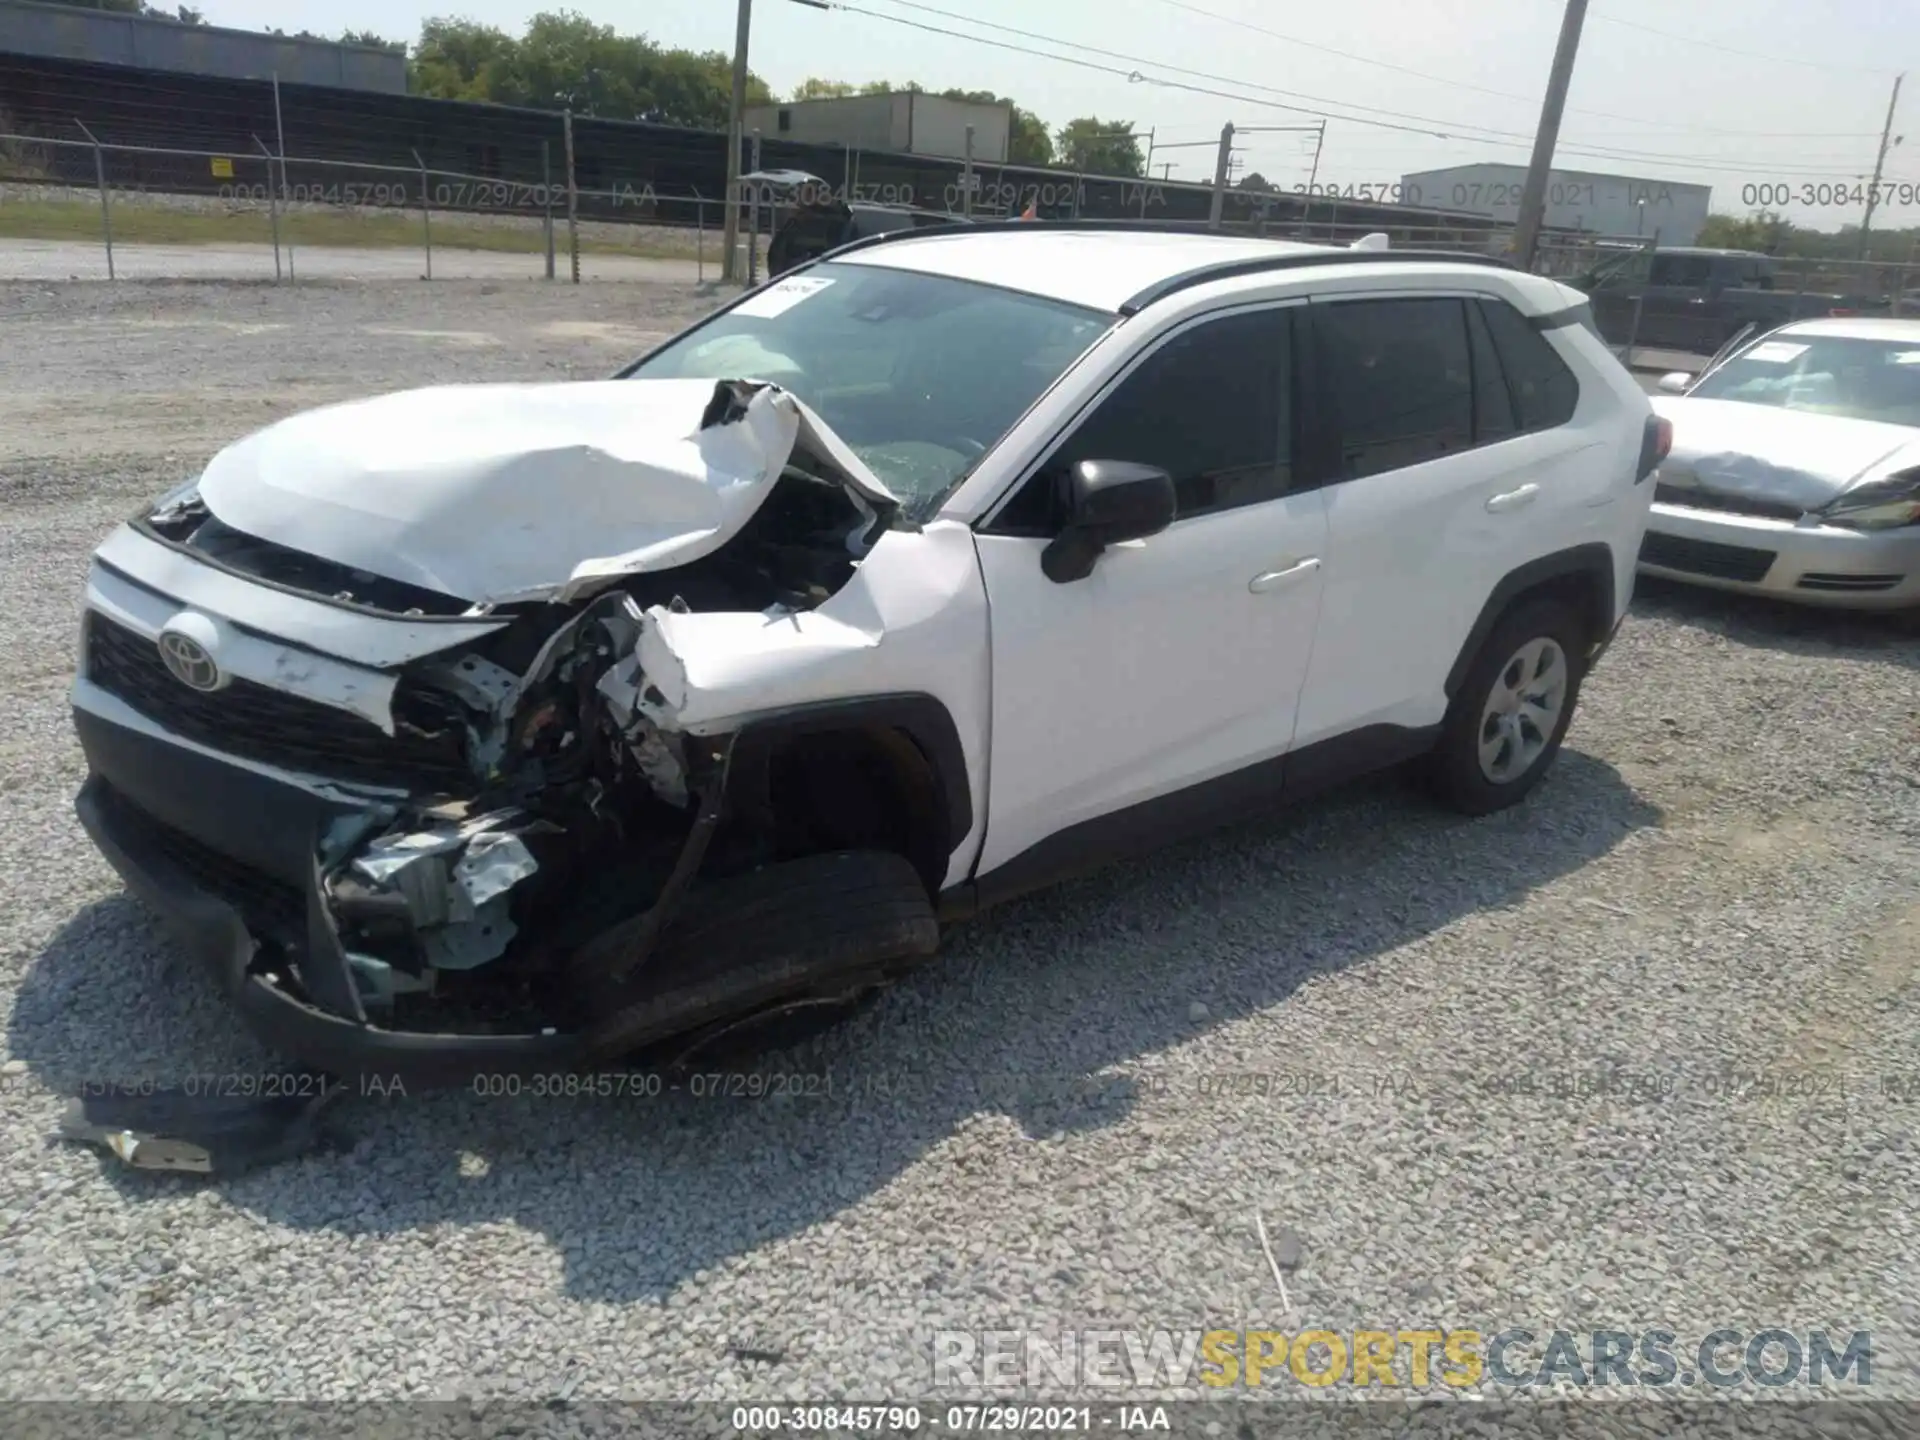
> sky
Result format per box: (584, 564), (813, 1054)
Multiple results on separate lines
(214, 0), (1920, 233)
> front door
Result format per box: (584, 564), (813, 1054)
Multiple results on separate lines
(969, 302), (1329, 882)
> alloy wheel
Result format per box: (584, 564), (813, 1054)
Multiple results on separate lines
(1476, 636), (1569, 785)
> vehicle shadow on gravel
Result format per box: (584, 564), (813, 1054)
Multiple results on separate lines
(16, 747), (1659, 1304)
(1631, 575), (1920, 669)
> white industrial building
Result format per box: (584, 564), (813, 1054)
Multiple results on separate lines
(744, 91), (1011, 165)
(1399, 163), (1712, 244)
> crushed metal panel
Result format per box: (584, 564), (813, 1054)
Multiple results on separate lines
(454, 830), (540, 908)
(341, 810), (544, 970)
(194, 377), (896, 609)
(1653, 396), (1920, 509)
(623, 519), (995, 733)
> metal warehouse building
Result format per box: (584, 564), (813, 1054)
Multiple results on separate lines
(1399, 162), (1712, 244)
(0, 0), (406, 92)
(743, 92), (1012, 165)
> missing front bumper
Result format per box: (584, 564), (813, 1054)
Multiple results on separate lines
(76, 775), (584, 1089)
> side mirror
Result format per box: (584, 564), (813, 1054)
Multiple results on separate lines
(1041, 459), (1177, 584)
(1657, 372), (1693, 395)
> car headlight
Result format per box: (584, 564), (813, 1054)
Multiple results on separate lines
(1818, 470), (1920, 531)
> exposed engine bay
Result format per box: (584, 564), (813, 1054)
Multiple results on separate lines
(120, 379), (942, 1052)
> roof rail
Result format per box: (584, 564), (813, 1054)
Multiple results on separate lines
(791, 218), (1521, 314)
(1117, 248), (1519, 314)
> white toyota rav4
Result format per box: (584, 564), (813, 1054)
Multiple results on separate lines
(71, 223), (1663, 1086)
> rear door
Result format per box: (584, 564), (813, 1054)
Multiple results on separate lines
(1291, 292), (1586, 747)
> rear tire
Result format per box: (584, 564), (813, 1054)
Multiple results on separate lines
(581, 849), (939, 1065)
(1427, 597), (1589, 816)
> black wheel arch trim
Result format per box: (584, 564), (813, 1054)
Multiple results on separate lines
(727, 692), (973, 859)
(1444, 543), (1616, 701)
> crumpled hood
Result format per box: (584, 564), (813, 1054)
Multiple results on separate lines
(1651, 395), (1920, 511)
(195, 378), (897, 607)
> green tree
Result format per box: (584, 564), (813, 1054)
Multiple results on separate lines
(501, 11), (651, 112)
(409, 18), (518, 100)
(792, 78), (857, 100)
(1696, 210), (1794, 254)
(407, 12), (768, 123)
(641, 45), (770, 128)
(340, 29), (405, 51)
(1006, 111), (1053, 166)
(1056, 117), (1143, 177)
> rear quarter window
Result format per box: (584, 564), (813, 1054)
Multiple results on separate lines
(1477, 298), (1581, 430)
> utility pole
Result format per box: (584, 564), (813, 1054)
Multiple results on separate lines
(1859, 72), (1904, 260)
(721, 0), (752, 283)
(1208, 122), (1234, 231)
(1512, 0), (1588, 272)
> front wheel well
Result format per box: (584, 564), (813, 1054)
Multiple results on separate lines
(743, 724), (950, 898)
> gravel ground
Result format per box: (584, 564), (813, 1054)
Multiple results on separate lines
(1, 278), (1918, 1411)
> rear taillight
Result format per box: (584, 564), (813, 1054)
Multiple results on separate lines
(1829, 307), (1858, 317)
(1635, 414), (1672, 482)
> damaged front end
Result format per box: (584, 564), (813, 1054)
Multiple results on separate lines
(78, 380), (945, 1092)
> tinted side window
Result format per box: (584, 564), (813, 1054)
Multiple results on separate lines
(997, 307), (1292, 532)
(1317, 297), (1473, 478)
(1466, 300), (1517, 443)
(1477, 299), (1580, 430)
(1651, 254), (1712, 287)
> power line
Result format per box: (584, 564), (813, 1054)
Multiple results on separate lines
(1146, 0), (1881, 137)
(1586, 8), (1900, 76)
(852, 0), (1535, 143)
(830, 0), (1893, 180)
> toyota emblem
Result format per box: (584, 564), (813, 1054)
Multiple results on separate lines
(157, 630), (222, 692)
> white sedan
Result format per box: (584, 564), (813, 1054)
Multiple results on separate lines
(1643, 317), (1920, 610)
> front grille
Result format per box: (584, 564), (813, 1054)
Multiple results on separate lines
(1797, 572), (1904, 592)
(1653, 482), (1806, 522)
(1639, 531), (1778, 582)
(97, 781), (306, 944)
(84, 612), (471, 794)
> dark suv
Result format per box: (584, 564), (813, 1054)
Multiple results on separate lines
(1579, 246), (1888, 353)
(768, 199), (971, 276)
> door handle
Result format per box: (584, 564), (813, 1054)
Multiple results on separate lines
(1249, 557), (1321, 593)
(1485, 483), (1540, 514)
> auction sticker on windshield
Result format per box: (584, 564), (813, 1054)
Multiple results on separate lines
(1744, 341), (1809, 363)
(734, 276), (836, 319)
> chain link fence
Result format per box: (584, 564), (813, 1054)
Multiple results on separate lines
(21, 118), (1912, 339)
(0, 129), (752, 282)
(1, 116), (1620, 287)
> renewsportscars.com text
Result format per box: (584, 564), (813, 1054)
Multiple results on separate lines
(932, 1328), (1873, 1390)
